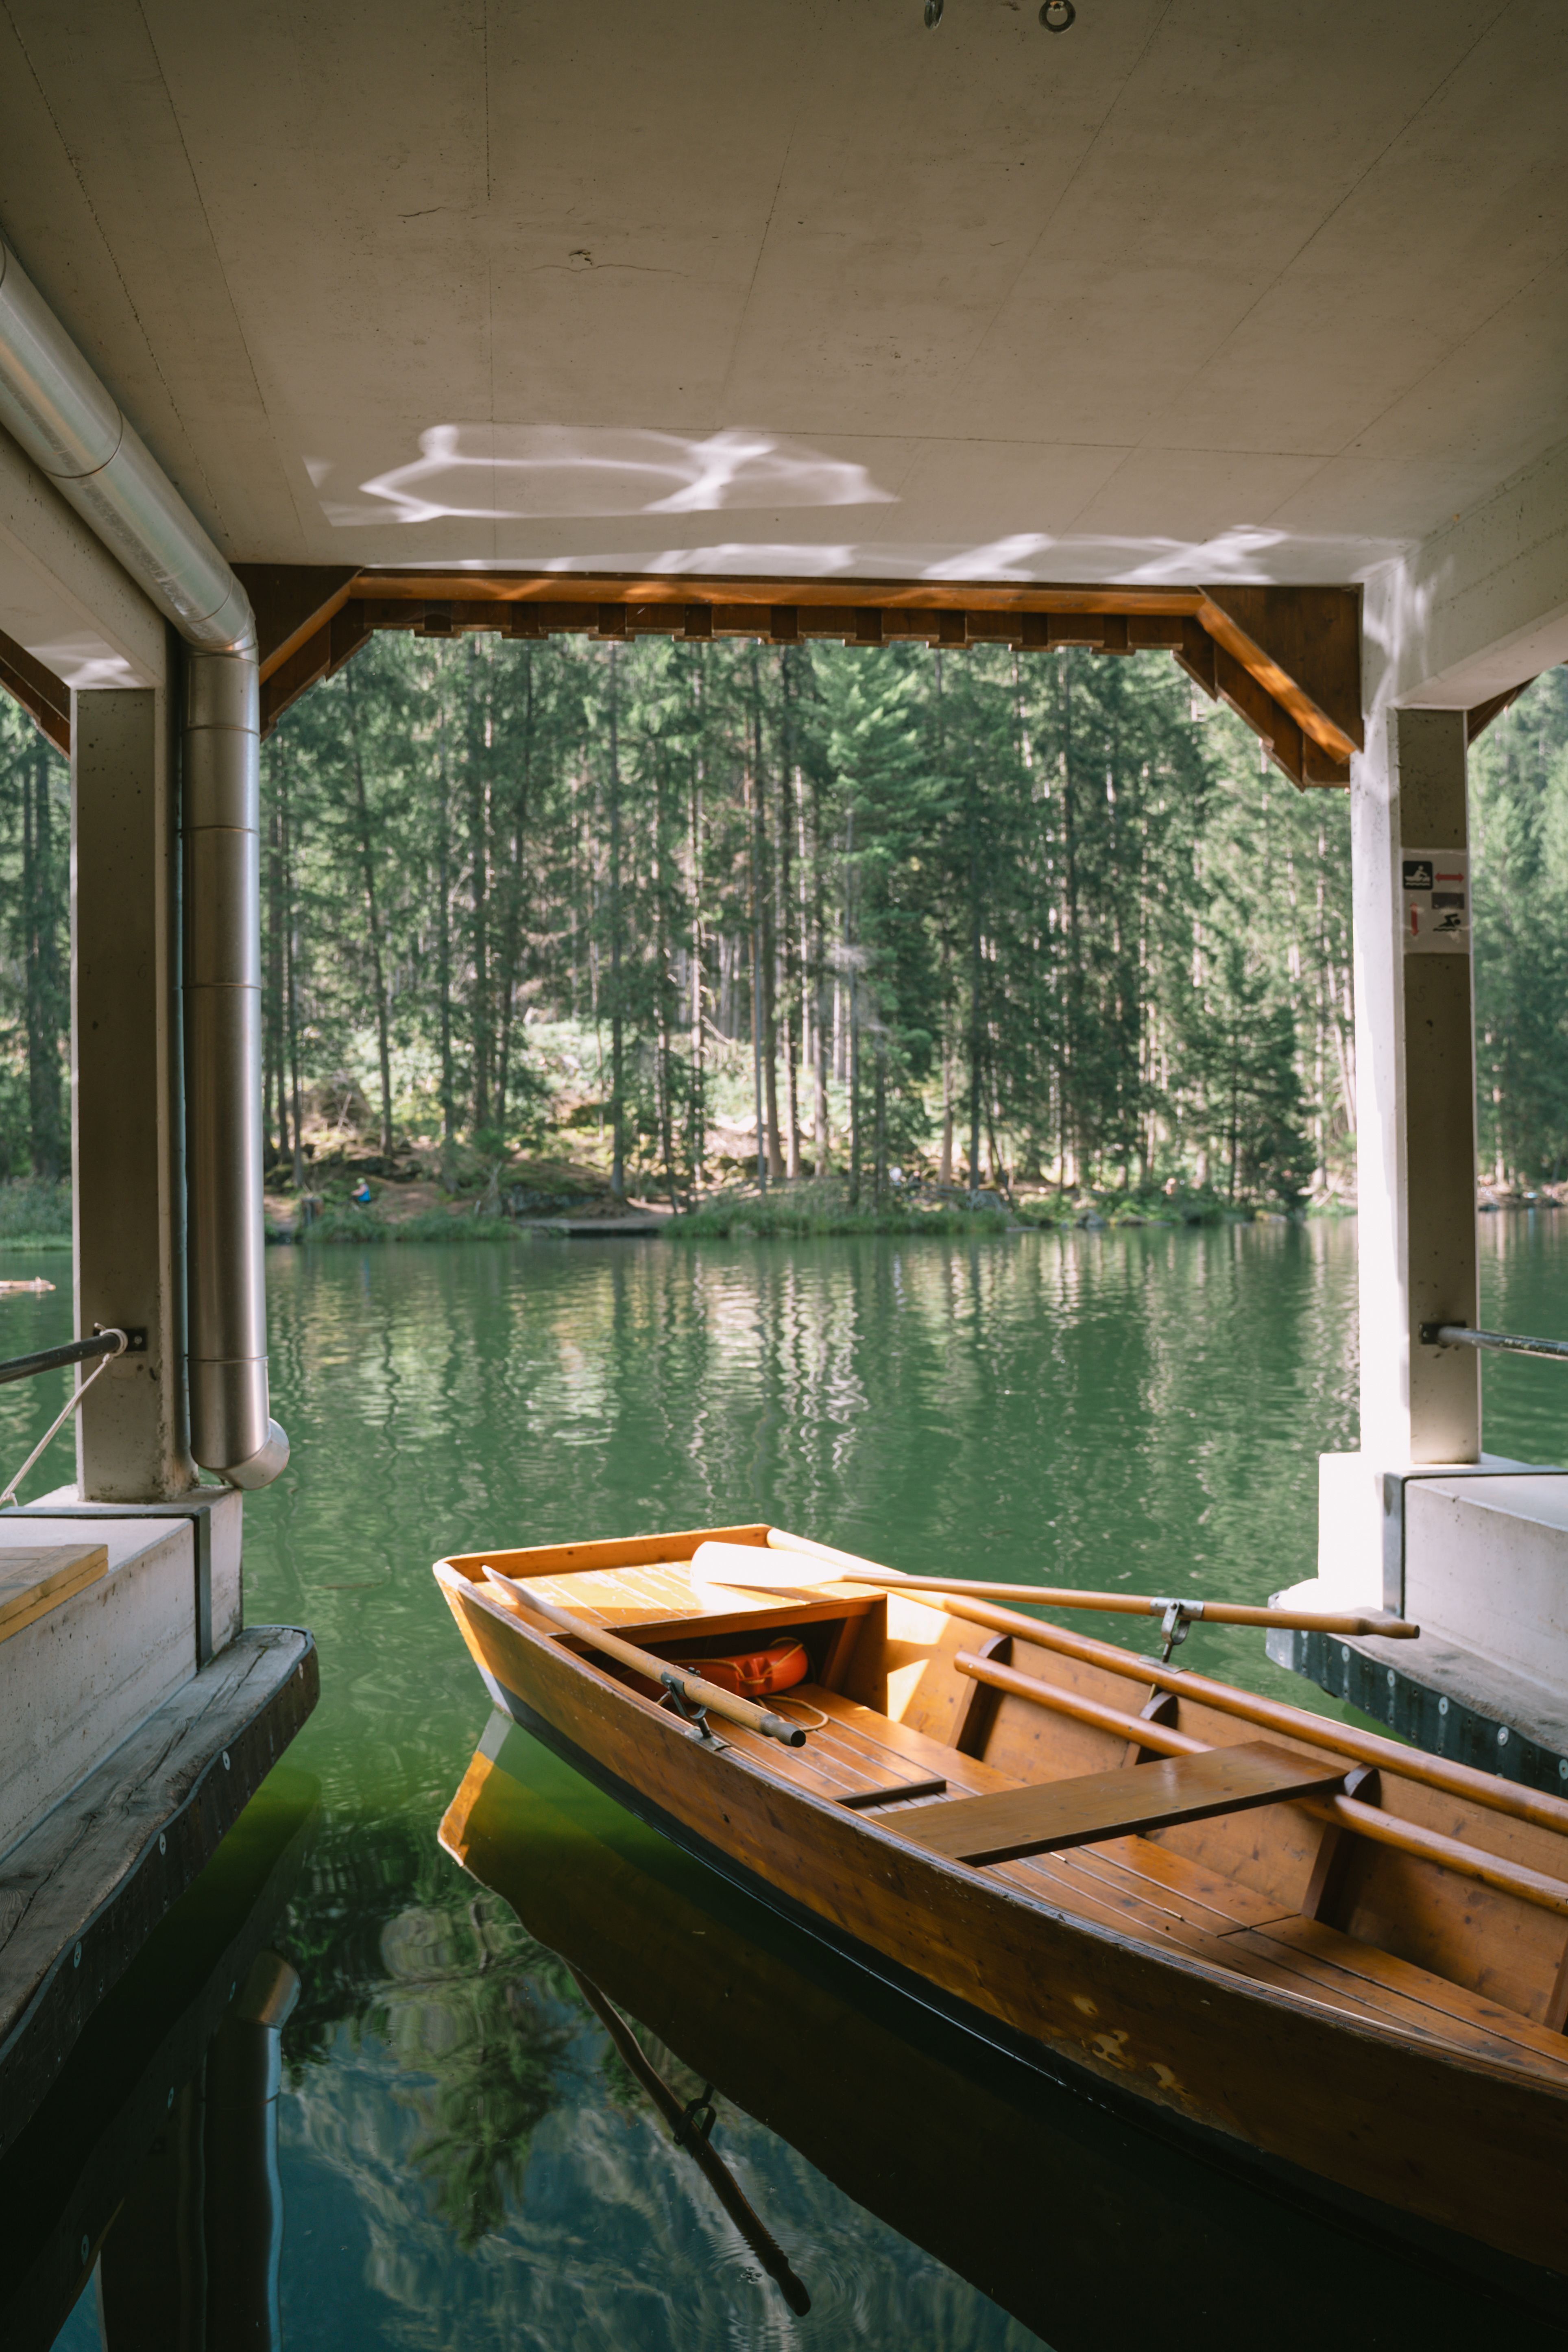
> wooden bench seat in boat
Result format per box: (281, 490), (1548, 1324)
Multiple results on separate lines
(886, 1743), (1349, 1865)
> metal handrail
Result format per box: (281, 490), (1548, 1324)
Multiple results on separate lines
(1422, 1322), (1568, 1363)
(0, 1329), (145, 1388)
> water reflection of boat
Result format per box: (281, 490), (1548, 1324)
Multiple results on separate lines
(435, 1524), (1568, 2302)
(442, 1714), (1568, 2345)
(0, 1769), (316, 2352)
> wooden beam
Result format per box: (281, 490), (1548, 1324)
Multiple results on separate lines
(258, 601), (376, 736)
(231, 565), (1362, 786)
(1198, 585), (1362, 761)
(231, 565), (359, 680)
(1468, 679), (1535, 743)
(0, 628), (70, 756)
(348, 567), (1204, 617)
(258, 623), (329, 735)
(1215, 646), (1307, 788)
(1175, 615), (1217, 698)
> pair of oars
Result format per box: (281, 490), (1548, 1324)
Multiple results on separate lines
(687, 1529), (1420, 1641)
(483, 1532), (1414, 1753)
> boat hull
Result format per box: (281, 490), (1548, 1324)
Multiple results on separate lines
(444, 1713), (1568, 2339)
(441, 1570), (1568, 2281)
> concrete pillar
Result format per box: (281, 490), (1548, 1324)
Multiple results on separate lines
(72, 682), (198, 1500)
(1352, 703), (1480, 1467)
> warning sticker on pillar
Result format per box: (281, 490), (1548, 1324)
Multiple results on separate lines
(1401, 849), (1470, 954)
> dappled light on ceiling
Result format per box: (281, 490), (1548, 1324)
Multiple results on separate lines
(319, 425), (896, 528)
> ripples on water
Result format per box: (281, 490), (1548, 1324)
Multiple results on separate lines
(28, 1216), (1568, 2350)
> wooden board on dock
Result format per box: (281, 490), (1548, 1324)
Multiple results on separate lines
(0, 1622), (318, 2158)
(0, 1543), (107, 1644)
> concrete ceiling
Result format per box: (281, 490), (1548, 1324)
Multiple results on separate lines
(1, 0), (1566, 604)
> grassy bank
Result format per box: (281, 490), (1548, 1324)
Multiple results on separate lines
(0, 1178), (72, 1251)
(270, 1207), (527, 1244)
(666, 1185), (1011, 1240)
(1011, 1185), (1340, 1230)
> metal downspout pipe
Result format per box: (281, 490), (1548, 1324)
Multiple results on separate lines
(0, 236), (287, 1488)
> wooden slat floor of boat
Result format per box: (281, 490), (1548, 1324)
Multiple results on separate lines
(1062, 1833), (1296, 1932)
(996, 1851), (1379, 2025)
(1226, 1920), (1568, 2077)
(720, 1683), (1568, 2071)
(719, 1687), (1009, 1809)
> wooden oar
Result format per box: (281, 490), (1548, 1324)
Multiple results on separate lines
(688, 1535), (1420, 1641)
(481, 1566), (807, 1747)
(567, 1964), (811, 2315)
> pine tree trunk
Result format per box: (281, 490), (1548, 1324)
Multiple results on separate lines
(436, 694), (456, 1183)
(750, 657), (783, 1182)
(779, 650), (800, 1180)
(24, 735), (64, 1180)
(343, 669), (395, 1164)
(494, 648), (533, 1138)
(811, 764), (831, 1174)
(846, 803), (860, 1207)
(940, 1032), (954, 1185)
(606, 646), (627, 1200)
(967, 801), (984, 1200)
(266, 798), (287, 1170)
(688, 667), (706, 1197)
(466, 638), (492, 1135)
(873, 1049), (887, 1206)
(281, 749), (306, 1195)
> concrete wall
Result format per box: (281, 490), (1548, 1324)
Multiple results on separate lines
(0, 1490), (244, 1862)
(1404, 1475), (1568, 1697)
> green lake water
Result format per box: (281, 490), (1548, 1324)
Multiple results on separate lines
(24, 1213), (1568, 2351)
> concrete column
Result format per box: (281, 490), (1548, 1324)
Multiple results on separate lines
(72, 681), (198, 1500)
(1352, 703), (1480, 1467)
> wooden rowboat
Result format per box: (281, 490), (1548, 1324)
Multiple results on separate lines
(434, 1522), (1568, 2285)
(439, 1715), (1568, 2341)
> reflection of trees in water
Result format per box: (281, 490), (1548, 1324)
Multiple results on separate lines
(401, 1913), (578, 2246)
(278, 1811), (583, 2245)
(273, 1811), (1037, 2347)
(276, 1808), (726, 2254)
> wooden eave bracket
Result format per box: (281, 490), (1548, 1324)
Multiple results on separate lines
(0, 626), (70, 756)
(244, 565), (1363, 789)
(1467, 678), (1536, 744)
(1197, 586), (1362, 769)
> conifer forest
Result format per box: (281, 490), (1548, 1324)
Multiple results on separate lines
(1, 645), (1565, 1213)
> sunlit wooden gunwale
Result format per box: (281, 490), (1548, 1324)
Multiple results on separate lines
(434, 1522), (1568, 2279)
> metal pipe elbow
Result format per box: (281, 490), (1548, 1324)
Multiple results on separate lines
(219, 1418), (290, 1492)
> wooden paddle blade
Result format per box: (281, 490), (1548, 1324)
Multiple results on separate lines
(690, 1540), (849, 1590)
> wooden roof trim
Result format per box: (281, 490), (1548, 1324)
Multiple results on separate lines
(232, 564), (360, 683)
(0, 627), (70, 756)
(252, 565), (1361, 789)
(349, 568), (1206, 617)
(1197, 586), (1362, 763)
